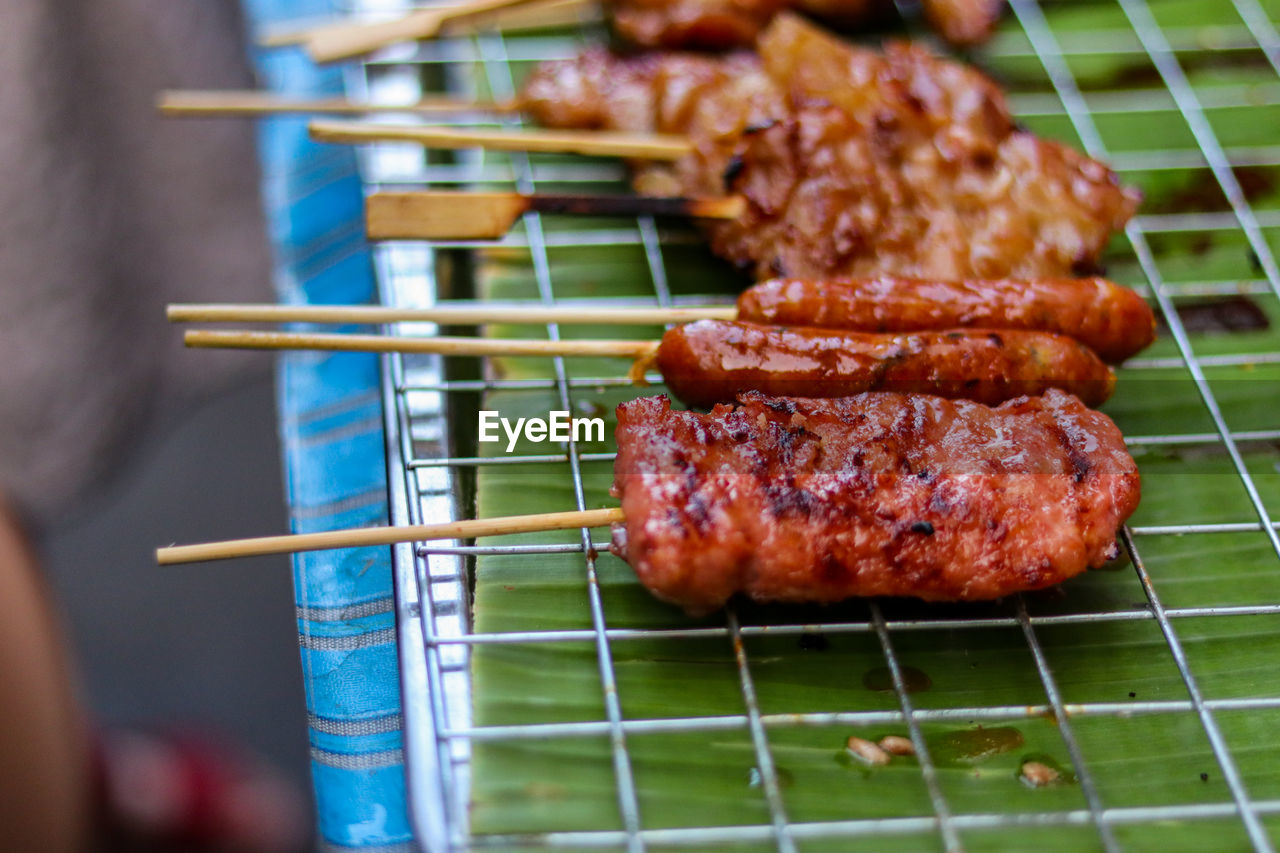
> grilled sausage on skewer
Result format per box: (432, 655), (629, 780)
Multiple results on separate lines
(656, 320), (1116, 408)
(737, 276), (1155, 363)
(184, 319), (1118, 408)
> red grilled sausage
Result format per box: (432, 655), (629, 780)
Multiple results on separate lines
(737, 276), (1155, 363)
(655, 319), (1116, 408)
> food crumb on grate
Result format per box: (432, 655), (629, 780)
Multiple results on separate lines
(1019, 760), (1060, 788)
(879, 735), (915, 757)
(846, 736), (892, 766)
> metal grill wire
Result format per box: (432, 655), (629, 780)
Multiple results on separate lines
(347, 0), (1280, 849)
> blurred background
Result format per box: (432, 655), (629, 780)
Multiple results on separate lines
(0, 0), (313, 843)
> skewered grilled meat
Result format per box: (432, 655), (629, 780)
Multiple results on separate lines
(611, 0), (1002, 49)
(920, 0), (1004, 46)
(737, 276), (1156, 363)
(520, 15), (1140, 282)
(610, 389), (1140, 613)
(612, 0), (787, 50)
(656, 319), (1116, 408)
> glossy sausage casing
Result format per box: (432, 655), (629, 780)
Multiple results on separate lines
(737, 276), (1155, 363)
(656, 319), (1116, 408)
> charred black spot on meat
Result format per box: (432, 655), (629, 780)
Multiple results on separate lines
(686, 493), (712, 533)
(930, 489), (956, 516)
(765, 482), (820, 517)
(1070, 452), (1092, 483)
(987, 333), (1005, 347)
(722, 154), (746, 190)
(1046, 422), (1094, 483)
(664, 506), (688, 537)
(743, 118), (779, 135)
(1071, 256), (1106, 277)
(818, 553), (849, 584)
(764, 398), (797, 415)
(688, 421), (713, 446)
(910, 521), (935, 535)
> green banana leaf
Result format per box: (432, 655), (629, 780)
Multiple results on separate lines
(414, 0), (1280, 848)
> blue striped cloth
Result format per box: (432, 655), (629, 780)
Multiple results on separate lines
(242, 2), (414, 849)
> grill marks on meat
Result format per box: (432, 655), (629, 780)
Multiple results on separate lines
(520, 15), (1139, 282)
(737, 276), (1156, 363)
(609, 0), (1002, 49)
(610, 390), (1140, 613)
(656, 319), (1117, 408)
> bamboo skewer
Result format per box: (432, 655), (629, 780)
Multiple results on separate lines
(309, 119), (694, 160)
(167, 302), (735, 325)
(184, 329), (660, 360)
(259, 0), (597, 48)
(157, 90), (513, 117)
(366, 190), (744, 240)
(300, 0), (555, 62)
(157, 507), (625, 564)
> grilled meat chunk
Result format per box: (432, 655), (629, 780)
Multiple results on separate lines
(612, 0), (788, 50)
(609, 0), (1001, 48)
(738, 276), (1156, 363)
(521, 15), (1139, 281)
(656, 319), (1116, 408)
(610, 390), (1140, 613)
(921, 0), (1004, 46)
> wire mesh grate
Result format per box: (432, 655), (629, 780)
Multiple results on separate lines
(347, 0), (1280, 849)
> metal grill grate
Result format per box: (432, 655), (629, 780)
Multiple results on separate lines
(346, 1), (1280, 849)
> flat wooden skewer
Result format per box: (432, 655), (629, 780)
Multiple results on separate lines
(157, 90), (513, 117)
(309, 119), (693, 161)
(366, 191), (745, 240)
(157, 506), (624, 564)
(167, 302), (735, 325)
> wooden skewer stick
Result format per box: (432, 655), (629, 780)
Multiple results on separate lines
(309, 119), (693, 161)
(367, 191), (745, 240)
(157, 506), (624, 564)
(167, 302), (736, 325)
(303, 0), (551, 63)
(184, 329), (660, 360)
(259, 0), (597, 48)
(157, 90), (513, 117)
